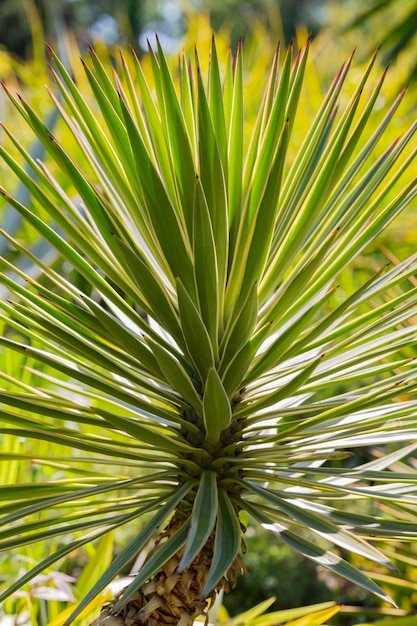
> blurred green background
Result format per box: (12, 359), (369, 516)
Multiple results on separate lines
(1, 0), (417, 72)
(1, 1), (417, 625)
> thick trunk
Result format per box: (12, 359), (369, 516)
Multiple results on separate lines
(91, 521), (247, 626)
(94, 550), (209, 626)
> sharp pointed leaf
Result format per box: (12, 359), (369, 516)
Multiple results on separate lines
(178, 470), (218, 572)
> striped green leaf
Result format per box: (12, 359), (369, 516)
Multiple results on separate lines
(203, 367), (232, 444)
(197, 61), (228, 299)
(241, 480), (397, 570)
(110, 235), (183, 343)
(202, 489), (241, 597)
(147, 338), (203, 413)
(178, 470), (218, 572)
(177, 278), (215, 383)
(273, 525), (395, 606)
(220, 282), (258, 372)
(192, 176), (220, 349)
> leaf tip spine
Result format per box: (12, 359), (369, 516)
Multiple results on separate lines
(129, 43), (137, 59)
(45, 42), (55, 57)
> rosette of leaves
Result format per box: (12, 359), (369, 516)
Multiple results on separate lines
(1, 36), (417, 626)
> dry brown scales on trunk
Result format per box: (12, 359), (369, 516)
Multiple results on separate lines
(91, 519), (247, 626)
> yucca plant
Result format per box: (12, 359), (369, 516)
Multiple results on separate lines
(1, 36), (417, 626)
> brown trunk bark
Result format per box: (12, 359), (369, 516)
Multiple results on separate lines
(91, 523), (247, 626)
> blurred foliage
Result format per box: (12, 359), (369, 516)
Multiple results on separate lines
(344, 0), (417, 83)
(0, 0), (31, 59)
(212, 599), (342, 626)
(187, 0), (326, 50)
(0, 0), (144, 57)
(2, 0), (417, 87)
